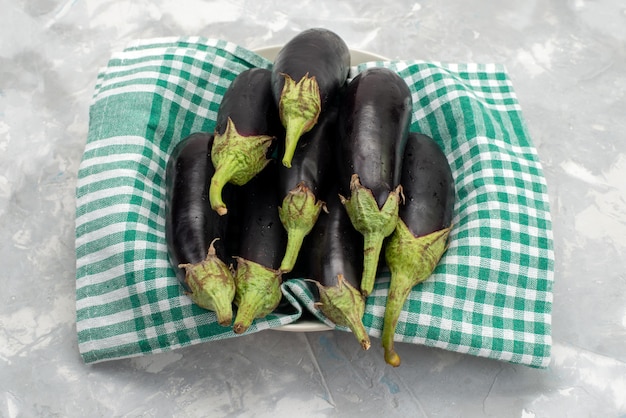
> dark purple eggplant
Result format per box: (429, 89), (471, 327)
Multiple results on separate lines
(337, 67), (413, 296)
(165, 132), (235, 326)
(271, 28), (350, 168)
(232, 162), (287, 334)
(277, 104), (339, 272)
(382, 132), (455, 367)
(303, 184), (370, 350)
(209, 68), (282, 215)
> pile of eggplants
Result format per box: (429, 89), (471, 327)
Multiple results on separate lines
(164, 28), (455, 366)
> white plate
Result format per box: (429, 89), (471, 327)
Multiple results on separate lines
(254, 46), (389, 333)
(254, 46), (389, 66)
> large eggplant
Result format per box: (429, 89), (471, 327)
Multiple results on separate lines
(304, 185), (370, 350)
(165, 133), (235, 326)
(232, 162), (287, 334)
(271, 28), (350, 168)
(337, 67), (412, 296)
(382, 132), (455, 367)
(209, 68), (282, 215)
(277, 104), (339, 272)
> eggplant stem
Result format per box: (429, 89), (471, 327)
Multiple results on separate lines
(178, 242), (235, 326)
(278, 183), (324, 272)
(314, 275), (371, 350)
(279, 228), (307, 273)
(209, 118), (274, 214)
(360, 233), (385, 297)
(341, 176), (402, 297)
(232, 257), (283, 334)
(278, 73), (321, 168)
(381, 272), (413, 367)
(282, 120), (311, 168)
(209, 166), (232, 216)
(381, 222), (453, 366)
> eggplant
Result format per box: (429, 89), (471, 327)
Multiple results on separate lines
(304, 184), (371, 350)
(165, 132), (235, 326)
(232, 162), (287, 334)
(271, 28), (350, 168)
(337, 67), (412, 296)
(277, 104), (339, 272)
(382, 132), (455, 367)
(209, 68), (282, 215)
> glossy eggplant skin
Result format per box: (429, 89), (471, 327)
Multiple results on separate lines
(337, 67), (412, 205)
(381, 132), (455, 367)
(304, 187), (364, 290)
(237, 162), (286, 270)
(209, 68), (283, 215)
(399, 132), (455, 236)
(276, 104), (339, 272)
(278, 103), (338, 199)
(302, 184), (371, 350)
(271, 28), (350, 114)
(165, 133), (229, 291)
(336, 67), (412, 297)
(231, 162), (287, 333)
(215, 68), (282, 138)
(271, 28), (350, 167)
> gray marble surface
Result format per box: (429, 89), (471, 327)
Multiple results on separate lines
(2, 1), (625, 416)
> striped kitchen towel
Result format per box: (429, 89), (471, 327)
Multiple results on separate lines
(75, 36), (554, 367)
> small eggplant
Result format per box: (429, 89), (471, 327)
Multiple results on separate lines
(271, 28), (350, 167)
(165, 132), (235, 326)
(382, 132), (455, 367)
(232, 162), (287, 334)
(304, 185), (371, 350)
(277, 104), (339, 273)
(337, 67), (412, 296)
(209, 68), (282, 215)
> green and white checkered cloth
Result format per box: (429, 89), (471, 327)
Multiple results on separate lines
(75, 37), (554, 367)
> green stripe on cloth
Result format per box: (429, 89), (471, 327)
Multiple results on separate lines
(75, 37), (554, 367)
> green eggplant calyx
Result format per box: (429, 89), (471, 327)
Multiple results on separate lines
(340, 174), (402, 296)
(232, 257), (283, 334)
(179, 239), (236, 326)
(210, 117), (275, 215)
(385, 221), (452, 284)
(381, 222), (453, 367)
(314, 275), (371, 351)
(278, 182), (326, 272)
(278, 73), (321, 168)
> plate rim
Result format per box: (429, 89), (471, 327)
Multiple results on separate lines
(253, 45), (390, 64)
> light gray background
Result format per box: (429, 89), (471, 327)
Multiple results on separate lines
(1, 1), (625, 416)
